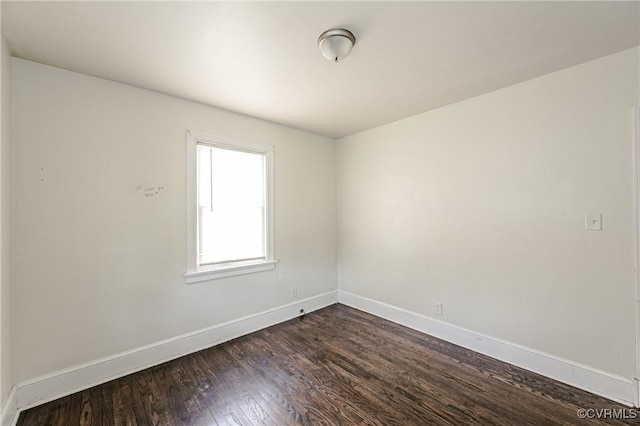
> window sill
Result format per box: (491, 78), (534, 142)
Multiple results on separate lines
(184, 259), (278, 284)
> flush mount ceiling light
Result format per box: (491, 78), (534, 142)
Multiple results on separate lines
(317, 28), (356, 63)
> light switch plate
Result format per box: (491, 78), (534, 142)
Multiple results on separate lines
(585, 213), (602, 231)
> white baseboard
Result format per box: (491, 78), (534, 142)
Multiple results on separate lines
(9, 288), (637, 418)
(338, 290), (638, 407)
(0, 386), (17, 426)
(14, 290), (338, 413)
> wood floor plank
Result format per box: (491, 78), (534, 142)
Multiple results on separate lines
(79, 389), (96, 426)
(315, 312), (550, 424)
(189, 350), (256, 425)
(239, 335), (383, 425)
(257, 326), (445, 425)
(126, 368), (174, 426)
(181, 351), (243, 426)
(16, 304), (637, 425)
(49, 391), (72, 426)
(97, 379), (118, 426)
(201, 343), (282, 425)
(213, 342), (298, 425)
(220, 339), (310, 425)
(336, 307), (619, 424)
(115, 376), (139, 426)
(284, 316), (492, 425)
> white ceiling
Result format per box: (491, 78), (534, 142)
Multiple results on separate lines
(2, 1), (639, 139)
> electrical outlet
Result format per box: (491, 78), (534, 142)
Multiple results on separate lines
(290, 287), (297, 299)
(585, 213), (602, 231)
(279, 269), (287, 281)
(435, 303), (443, 316)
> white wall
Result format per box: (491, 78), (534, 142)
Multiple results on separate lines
(337, 48), (639, 378)
(8, 42), (640, 400)
(0, 36), (12, 407)
(11, 58), (336, 383)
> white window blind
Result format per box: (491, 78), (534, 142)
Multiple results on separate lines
(197, 144), (267, 266)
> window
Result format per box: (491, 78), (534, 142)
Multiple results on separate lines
(185, 130), (275, 283)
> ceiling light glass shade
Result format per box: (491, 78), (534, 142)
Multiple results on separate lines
(317, 28), (356, 63)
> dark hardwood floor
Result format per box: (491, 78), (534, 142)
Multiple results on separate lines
(17, 304), (638, 425)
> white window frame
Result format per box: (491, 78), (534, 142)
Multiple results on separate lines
(184, 130), (276, 284)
